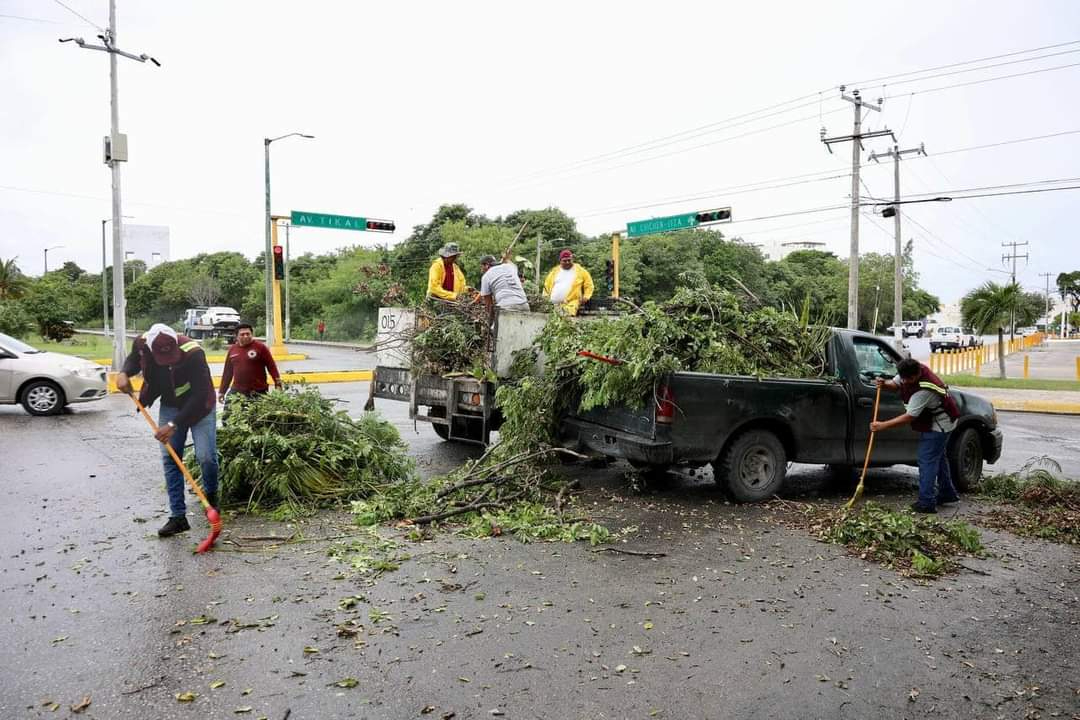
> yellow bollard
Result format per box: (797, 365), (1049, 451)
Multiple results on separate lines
(1023, 354), (1030, 379)
(1076, 356), (1080, 381)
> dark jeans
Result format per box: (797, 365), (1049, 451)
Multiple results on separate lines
(917, 430), (958, 509)
(158, 405), (218, 517)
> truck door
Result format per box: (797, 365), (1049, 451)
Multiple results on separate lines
(849, 337), (920, 464)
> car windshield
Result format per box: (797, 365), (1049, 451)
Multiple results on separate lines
(0, 332), (42, 354)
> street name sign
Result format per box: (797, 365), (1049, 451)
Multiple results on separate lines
(626, 212), (698, 238)
(291, 211), (366, 231)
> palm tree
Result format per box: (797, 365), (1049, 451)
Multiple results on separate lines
(0, 257), (29, 300)
(961, 281), (1023, 379)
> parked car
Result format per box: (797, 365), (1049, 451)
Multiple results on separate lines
(0, 332), (108, 415)
(1017, 326), (1038, 337)
(886, 321), (924, 338)
(930, 326), (974, 353)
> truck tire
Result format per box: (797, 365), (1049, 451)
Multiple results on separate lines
(947, 426), (983, 492)
(429, 407), (451, 441)
(715, 430), (787, 502)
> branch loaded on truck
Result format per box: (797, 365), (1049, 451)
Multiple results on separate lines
(370, 305), (1003, 502)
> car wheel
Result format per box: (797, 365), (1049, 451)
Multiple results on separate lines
(947, 426), (983, 493)
(21, 380), (66, 416)
(714, 430), (787, 502)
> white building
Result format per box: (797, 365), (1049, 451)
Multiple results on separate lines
(760, 240), (828, 260)
(122, 224), (170, 268)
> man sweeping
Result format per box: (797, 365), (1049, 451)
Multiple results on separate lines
(870, 357), (961, 513)
(116, 323), (218, 537)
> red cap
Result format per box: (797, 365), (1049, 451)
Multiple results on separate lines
(559, 249), (573, 260)
(150, 332), (182, 366)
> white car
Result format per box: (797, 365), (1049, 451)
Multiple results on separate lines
(929, 326), (974, 353)
(1017, 326), (1038, 337)
(0, 333), (108, 415)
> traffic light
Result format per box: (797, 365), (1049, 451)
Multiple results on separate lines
(605, 259), (615, 292)
(366, 219), (395, 233)
(272, 245), (284, 280)
(695, 207), (732, 225)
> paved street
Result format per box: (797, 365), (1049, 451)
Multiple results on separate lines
(2, 390), (1078, 719)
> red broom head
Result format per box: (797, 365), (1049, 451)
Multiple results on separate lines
(194, 507), (222, 554)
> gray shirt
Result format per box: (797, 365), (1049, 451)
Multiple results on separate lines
(894, 375), (957, 432)
(480, 262), (529, 308)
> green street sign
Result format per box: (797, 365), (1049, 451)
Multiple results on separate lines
(626, 212), (698, 238)
(291, 211), (366, 231)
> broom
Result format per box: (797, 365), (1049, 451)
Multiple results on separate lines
(844, 383), (882, 510)
(129, 393), (222, 553)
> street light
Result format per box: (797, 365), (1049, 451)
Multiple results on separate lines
(102, 215), (134, 336)
(43, 246), (64, 274)
(264, 132), (314, 346)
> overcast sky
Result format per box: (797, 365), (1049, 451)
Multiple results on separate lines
(2, 0), (1079, 305)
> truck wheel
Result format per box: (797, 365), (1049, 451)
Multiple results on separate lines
(947, 426), (983, 492)
(429, 407), (451, 441)
(715, 430), (787, 502)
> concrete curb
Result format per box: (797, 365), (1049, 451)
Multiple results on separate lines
(107, 370), (372, 393)
(988, 399), (1080, 415)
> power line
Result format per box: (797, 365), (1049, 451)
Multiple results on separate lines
(883, 60), (1080, 100)
(897, 175), (1080, 199)
(932, 128), (1080, 157)
(861, 47), (1080, 91)
(0, 13), (67, 24)
(50, 0), (103, 31)
(843, 38), (1080, 87)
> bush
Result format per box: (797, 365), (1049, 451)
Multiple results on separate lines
(0, 301), (33, 336)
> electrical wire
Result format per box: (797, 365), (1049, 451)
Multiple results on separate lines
(843, 38), (1080, 87)
(50, 0), (103, 31)
(868, 48), (1080, 91)
(883, 61), (1080, 100)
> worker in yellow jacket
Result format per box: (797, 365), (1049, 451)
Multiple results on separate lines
(543, 249), (594, 316)
(426, 243), (467, 301)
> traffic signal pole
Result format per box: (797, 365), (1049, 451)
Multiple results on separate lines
(611, 233), (620, 298)
(271, 219), (286, 355)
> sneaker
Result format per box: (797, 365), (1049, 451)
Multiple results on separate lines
(910, 502), (937, 514)
(158, 516), (191, 537)
(937, 495), (960, 506)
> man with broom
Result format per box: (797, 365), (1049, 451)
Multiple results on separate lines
(116, 323), (219, 537)
(870, 357), (961, 514)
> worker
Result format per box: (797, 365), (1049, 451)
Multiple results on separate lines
(870, 357), (961, 513)
(478, 255), (531, 317)
(426, 243), (467, 301)
(543, 249), (594, 316)
(219, 322), (281, 406)
(116, 323), (218, 537)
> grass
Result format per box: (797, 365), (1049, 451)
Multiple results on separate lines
(943, 374), (1080, 392)
(20, 333), (130, 360)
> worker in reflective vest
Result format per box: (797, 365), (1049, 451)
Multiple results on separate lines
(117, 323), (218, 538)
(871, 358), (961, 513)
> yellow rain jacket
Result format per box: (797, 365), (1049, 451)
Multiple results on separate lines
(543, 263), (594, 316)
(426, 258), (467, 301)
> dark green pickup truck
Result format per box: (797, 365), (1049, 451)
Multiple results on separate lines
(558, 329), (1003, 501)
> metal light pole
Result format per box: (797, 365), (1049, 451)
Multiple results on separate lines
(60, 0), (159, 369)
(284, 223), (291, 342)
(263, 133), (313, 345)
(43, 246), (63, 274)
(101, 215), (133, 336)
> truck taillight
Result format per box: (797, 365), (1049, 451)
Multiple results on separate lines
(655, 384), (675, 424)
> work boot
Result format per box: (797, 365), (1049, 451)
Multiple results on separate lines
(937, 494), (960, 506)
(910, 502), (937, 514)
(158, 516), (191, 537)
(205, 492), (219, 511)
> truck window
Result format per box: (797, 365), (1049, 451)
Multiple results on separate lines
(852, 338), (899, 383)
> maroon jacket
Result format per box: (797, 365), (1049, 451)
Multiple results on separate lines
(899, 364), (960, 432)
(122, 334), (215, 427)
(219, 340), (281, 394)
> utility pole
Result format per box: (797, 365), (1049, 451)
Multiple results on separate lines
(869, 142), (926, 349)
(60, 1), (160, 369)
(1001, 240), (1029, 339)
(821, 87), (893, 330)
(1038, 271), (1052, 328)
(534, 234), (543, 288)
(284, 223), (291, 342)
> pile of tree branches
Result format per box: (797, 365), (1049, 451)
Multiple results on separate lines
(974, 463), (1079, 544)
(409, 298), (492, 376)
(193, 386), (414, 518)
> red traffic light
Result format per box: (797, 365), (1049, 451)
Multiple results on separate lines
(272, 245), (284, 280)
(365, 219), (395, 233)
(272, 246), (284, 257)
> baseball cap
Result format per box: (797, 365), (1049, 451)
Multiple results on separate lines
(479, 255), (498, 267)
(559, 249), (573, 260)
(146, 323), (183, 365)
(439, 243), (462, 258)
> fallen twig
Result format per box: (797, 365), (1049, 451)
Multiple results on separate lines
(589, 547), (667, 558)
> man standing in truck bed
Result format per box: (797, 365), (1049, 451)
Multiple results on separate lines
(219, 323), (281, 404)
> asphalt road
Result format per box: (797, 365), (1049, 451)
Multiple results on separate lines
(1, 393), (1077, 720)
